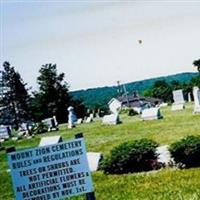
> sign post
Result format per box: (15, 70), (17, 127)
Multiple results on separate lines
(75, 133), (96, 200)
(8, 135), (95, 200)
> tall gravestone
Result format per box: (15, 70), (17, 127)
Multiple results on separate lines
(68, 106), (77, 128)
(102, 98), (121, 125)
(193, 87), (200, 113)
(171, 89), (185, 111)
(108, 98), (121, 114)
(188, 92), (192, 102)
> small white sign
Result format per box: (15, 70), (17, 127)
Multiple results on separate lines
(8, 138), (94, 200)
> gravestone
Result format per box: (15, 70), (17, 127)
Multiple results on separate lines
(0, 126), (11, 139)
(76, 118), (83, 124)
(68, 106), (77, 128)
(89, 113), (94, 119)
(108, 98), (121, 114)
(87, 152), (103, 172)
(193, 87), (200, 113)
(39, 136), (63, 147)
(42, 116), (58, 131)
(156, 145), (172, 166)
(86, 117), (93, 123)
(18, 123), (33, 136)
(141, 107), (163, 120)
(188, 92), (192, 102)
(171, 89), (185, 111)
(102, 114), (120, 125)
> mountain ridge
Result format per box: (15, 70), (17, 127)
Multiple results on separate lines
(70, 72), (198, 109)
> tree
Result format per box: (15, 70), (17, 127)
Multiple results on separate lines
(0, 61), (31, 129)
(193, 59), (200, 72)
(151, 80), (173, 102)
(170, 80), (182, 90)
(34, 63), (71, 123)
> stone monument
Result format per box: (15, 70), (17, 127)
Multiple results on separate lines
(42, 116), (58, 131)
(68, 106), (77, 128)
(87, 152), (103, 172)
(102, 114), (120, 125)
(193, 87), (200, 113)
(171, 89), (185, 111)
(141, 107), (163, 120)
(0, 125), (11, 140)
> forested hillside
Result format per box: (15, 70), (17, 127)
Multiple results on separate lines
(70, 72), (198, 109)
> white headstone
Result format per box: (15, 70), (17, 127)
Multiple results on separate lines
(68, 106), (77, 128)
(42, 116), (58, 131)
(102, 114), (120, 125)
(89, 113), (94, 119)
(87, 152), (103, 172)
(108, 98), (121, 114)
(171, 89), (185, 111)
(156, 145), (171, 165)
(19, 123), (28, 131)
(76, 118), (83, 124)
(188, 93), (192, 102)
(141, 107), (163, 120)
(0, 126), (11, 139)
(86, 117), (93, 123)
(193, 87), (200, 113)
(39, 136), (63, 147)
(53, 115), (58, 126)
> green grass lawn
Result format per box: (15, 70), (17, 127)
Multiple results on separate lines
(1, 103), (200, 200)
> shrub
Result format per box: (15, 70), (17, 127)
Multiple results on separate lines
(128, 109), (138, 116)
(32, 122), (48, 134)
(100, 139), (159, 174)
(169, 135), (200, 168)
(119, 108), (138, 116)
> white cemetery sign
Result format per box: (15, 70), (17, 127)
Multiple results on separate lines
(102, 114), (120, 125)
(171, 89), (185, 111)
(141, 107), (163, 120)
(8, 138), (94, 200)
(193, 87), (200, 113)
(0, 126), (11, 139)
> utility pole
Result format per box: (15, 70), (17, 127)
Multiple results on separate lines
(123, 84), (130, 107)
(116, 80), (130, 107)
(116, 80), (122, 97)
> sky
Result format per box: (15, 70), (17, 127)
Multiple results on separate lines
(1, 0), (200, 91)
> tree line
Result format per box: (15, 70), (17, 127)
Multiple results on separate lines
(0, 62), (85, 129)
(143, 59), (200, 102)
(0, 58), (199, 129)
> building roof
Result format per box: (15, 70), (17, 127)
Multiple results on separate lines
(116, 95), (162, 108)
